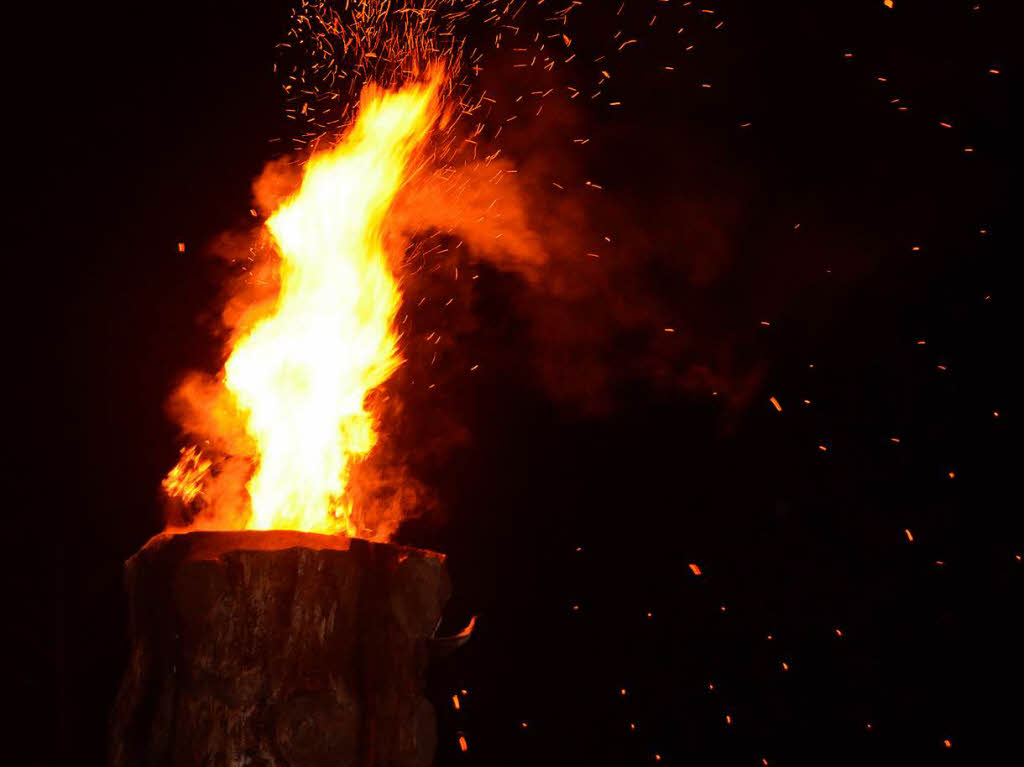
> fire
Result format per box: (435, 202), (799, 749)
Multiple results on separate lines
(165, 71), (443, 536)
(161, 447), (211, 505)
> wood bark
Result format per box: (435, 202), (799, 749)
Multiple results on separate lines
(110, 531), (450, 767)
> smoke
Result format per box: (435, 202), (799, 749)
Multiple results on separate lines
(383, 91), (765, 416)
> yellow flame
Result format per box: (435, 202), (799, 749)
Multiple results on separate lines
(220, 74), (441, 534)
(162, 446), (211, 505)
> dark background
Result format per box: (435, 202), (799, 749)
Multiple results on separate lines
(32, 0), (1017, 764)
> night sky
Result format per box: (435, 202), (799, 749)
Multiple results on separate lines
(39, 0), (1017, 764)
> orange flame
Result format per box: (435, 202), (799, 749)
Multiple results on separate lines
(165, 71), (443, 536)
(161, 447), (211, 505)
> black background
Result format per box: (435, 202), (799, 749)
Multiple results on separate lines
(31, 0), (1018, 764)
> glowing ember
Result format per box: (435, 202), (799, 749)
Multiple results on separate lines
(165, 71), (443, 537)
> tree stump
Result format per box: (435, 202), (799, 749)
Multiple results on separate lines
(110, 531), (451, 767)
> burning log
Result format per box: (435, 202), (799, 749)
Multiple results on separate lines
(111, 531), (451, 767)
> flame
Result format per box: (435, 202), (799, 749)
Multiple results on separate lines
(166, 72), (443, 536)
(162, 446), (211, 505)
